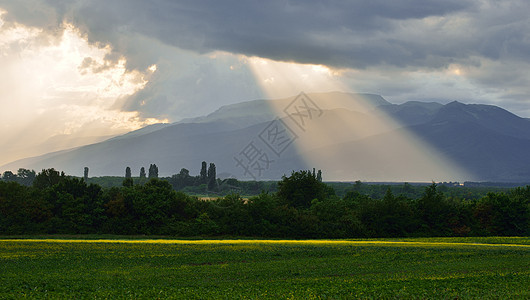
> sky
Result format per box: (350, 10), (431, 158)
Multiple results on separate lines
(1, 0), (529, 167)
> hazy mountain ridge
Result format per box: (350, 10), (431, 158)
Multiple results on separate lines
(3, 92), (530, 182)
(376, 101), (443, 126)
(409, 108), (530, 181)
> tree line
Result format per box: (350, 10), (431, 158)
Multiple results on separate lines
(97, 161), (218, 191)
(0, 168), (528, 237)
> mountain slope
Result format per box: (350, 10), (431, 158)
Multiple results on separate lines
(429, 101), (530, 140)
(408, 103), (530, 182)
(377, 101), (443, 126)
(3, 93), (530, 182)
(2, 107), (394, 178)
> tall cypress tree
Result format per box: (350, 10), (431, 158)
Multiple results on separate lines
(316, 169), (322, 182)
(148, 164), (153, 178)
(83, 167), (89, 182)
(125, 167), (132, 178)
(200, 161), (208, 184)
(207, 163), (217, 190)
(148, 164), (159, 178)
(139, 167), (146, 178)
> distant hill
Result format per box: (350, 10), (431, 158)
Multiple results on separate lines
(408, 102), (530, 182)
(3, 92), (530, 183)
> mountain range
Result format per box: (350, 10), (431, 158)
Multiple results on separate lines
(3, 92), (530, 182)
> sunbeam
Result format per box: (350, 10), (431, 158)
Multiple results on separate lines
(246, 57), (473, 182)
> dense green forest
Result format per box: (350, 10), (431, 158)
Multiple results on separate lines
(0, 167), (528, 237)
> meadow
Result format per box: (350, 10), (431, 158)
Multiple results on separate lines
(0, 237), (528, 299)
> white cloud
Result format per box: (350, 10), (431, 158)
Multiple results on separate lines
(0, 18), (166, 165)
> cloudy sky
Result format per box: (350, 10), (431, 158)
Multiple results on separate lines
(1, 0), (529, 166)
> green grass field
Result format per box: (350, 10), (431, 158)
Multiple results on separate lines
(1, 237), (528, 299)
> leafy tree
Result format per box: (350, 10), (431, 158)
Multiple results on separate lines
(101, 187), (135, 234)
(0, 181), (30, 233)
(122, 178), (133, 187)
(445, 196), (473, 236)
(353, 180), (363, 192)
(316, 169), (322, 182)
(200, 161), (208, 184)
(2, 171), (16, 182)
(16, 169), (36, 186)
(33, 169), (65, 189)
(310, 194), (364, 238)
(509, 186), (530, 235)
(43, 177), (104, 233)
(416, 183), (452, 236)
(126, 178), (189, 234)
(1, 180), (53, 233)
(191, 212), (220, 235)
(170, 168), (195, 190)
(244, 193), (281, 236)
(1, 169), (37, 186)
(125, 167), (132, 178)
(358, 189), (418, 237)
(277, 170), (329, 209)
(139, 167), (146, 179)
(401, 182), (415, 197)
(208, 194), (250, 235)
(207, 163), (217, 191)
(474, 191), (529, 236)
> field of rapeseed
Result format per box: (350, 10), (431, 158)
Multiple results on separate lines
(0, 237), (528, 298)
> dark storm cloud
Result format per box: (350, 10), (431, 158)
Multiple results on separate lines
(67, 0), (478, 69)
(1, 0), (480, 68)
(2, 0), (530, 117)
(3, 0), (529, 70)
(2, 0), (528, 71)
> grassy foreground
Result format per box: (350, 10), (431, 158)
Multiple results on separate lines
(0, 237), (529, 299)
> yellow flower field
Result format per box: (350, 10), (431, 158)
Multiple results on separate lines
(1, 236), (529, 298)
